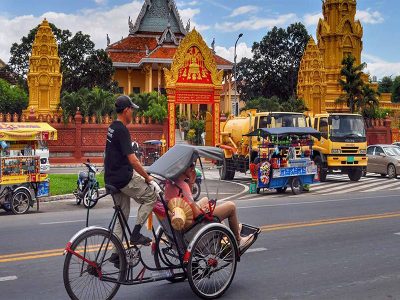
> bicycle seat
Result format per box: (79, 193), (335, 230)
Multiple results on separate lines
(105, 184), (120, 195)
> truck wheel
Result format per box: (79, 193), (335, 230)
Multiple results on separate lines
(314, 157), (327, 182)
(220, 158), (235, 180)
(348, 168), (363, 181)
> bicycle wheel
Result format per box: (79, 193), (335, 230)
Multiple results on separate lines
(154, 227), (186, 283)
(63, 228), (126, 300)
(83, 187), (99, 209)
(187, 226), (237, 299)
(192, 181), (201, 201)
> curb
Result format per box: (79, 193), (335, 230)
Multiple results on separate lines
(39, 188), (106, 203)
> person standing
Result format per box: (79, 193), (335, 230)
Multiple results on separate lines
(104, 95), (157, 247)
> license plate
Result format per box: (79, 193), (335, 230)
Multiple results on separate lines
(347, 156), (355, 163)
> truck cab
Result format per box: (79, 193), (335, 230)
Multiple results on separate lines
(312, 113), (367, 181)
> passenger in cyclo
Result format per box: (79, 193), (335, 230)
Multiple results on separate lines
(164, 163), (254, 250)
(104, 95), (157, 266)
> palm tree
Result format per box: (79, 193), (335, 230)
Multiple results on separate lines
(336, 55), (366, 113)
(360, 84), (380, 112)
(85, 87), (114, 122)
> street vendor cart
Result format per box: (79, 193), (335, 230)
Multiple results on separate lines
(244, 127), (321, 195)
(0, 122), (57, 214)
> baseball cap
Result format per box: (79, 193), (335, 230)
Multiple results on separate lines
(115, 95), (139, 112)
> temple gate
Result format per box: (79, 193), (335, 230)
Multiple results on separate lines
(164, 29), (223, 148)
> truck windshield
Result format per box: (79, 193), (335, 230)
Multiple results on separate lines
(330, 115), (366, 142)
(259, 114), (307, 128)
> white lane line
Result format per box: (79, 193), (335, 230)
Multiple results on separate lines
(316, 180), (379, 195)
(0, 276), (18, 282)
(322, 180), (397, 195)
(40, 219), (85, 225)
(363, 181), (400, 192)
(219, 180), (249, 201)
(244, 247), (267, 254)
(236, 194), (400, 209)
(394, 232), (400, 236)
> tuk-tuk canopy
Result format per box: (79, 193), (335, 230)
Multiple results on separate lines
(0, 123), (57, 141)
(244, 127), (321, 139)
(147, 144), (224, 180)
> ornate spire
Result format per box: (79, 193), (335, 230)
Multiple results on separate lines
(129, 0), (187, 35)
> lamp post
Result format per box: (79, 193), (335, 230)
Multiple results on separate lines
(233, 33), (243, 116)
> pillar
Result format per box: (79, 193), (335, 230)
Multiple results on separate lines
(144, 64), (153, 93)
(157, 64), (162, 94)
(127, 68), (132, 95)
(168, 101), (176, 148)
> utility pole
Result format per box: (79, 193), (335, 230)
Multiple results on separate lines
(233, 33), (243, 116)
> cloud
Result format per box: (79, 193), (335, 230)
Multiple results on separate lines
(215, 42), (253, 63)
(363, 53), (400, 79)
(356, 9), (384, 24)
(177, 1), (198, 6)
(215, 13), (297, 32)
(303, 12), (322, 27)
(229, 6), (258, 18)
(94, 0), (107, 5)
(0, 1), (210, 62)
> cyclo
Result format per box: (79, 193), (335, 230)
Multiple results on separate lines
(63, 145), (260, 299)
(0, 122), (57, 214)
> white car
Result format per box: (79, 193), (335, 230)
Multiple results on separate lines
(35, 148), (50, 173)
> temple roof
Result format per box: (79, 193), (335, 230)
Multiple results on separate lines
(129, 0), (187, 35)
(108, 35), (233, 70)
(0, 58), (5, 68)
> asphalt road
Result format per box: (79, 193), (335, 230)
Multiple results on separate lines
(1, 177), (400, 300)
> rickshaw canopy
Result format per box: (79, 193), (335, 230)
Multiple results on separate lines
(0, 123), (57, 141)
(147, 144), (224, 180)
(143, 140), (162, 145)
(244, 127), (321, 140)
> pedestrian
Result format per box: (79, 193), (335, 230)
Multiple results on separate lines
(104, 95), (157, 251)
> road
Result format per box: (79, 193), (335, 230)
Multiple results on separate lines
(1, 173), (400, 299)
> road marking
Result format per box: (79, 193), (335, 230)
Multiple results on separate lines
(362, 181), (400, 192)
(244, 247), (267, 254)
(3, 210), (400, 264)
(0, 276), (18, 282)
(219, 180), (249, 201)
(315, 180), (379, 195)
(40, 219), (86, 225)
(394, 232), (400, 236)
(261, 211), (400, 232)
(324, 179), (399, 195)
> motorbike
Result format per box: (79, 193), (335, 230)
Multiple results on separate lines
(192, 167), (202, 201)
(74, 160), (100, 209)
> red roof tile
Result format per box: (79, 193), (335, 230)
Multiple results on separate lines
(108, 52), (145, 64)
(148, 47), (177, 59)
(107, 36), (158, 51)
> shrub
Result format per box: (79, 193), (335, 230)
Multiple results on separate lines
(0, 79), (28, 114)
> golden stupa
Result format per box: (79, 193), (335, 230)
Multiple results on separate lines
(25, 19), (62, 116)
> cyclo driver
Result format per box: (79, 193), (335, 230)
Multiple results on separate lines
(104, 95), (157, 258)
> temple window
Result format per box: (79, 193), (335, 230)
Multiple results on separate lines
(118, 87), (124, 94)
(132, 87), (141, 94)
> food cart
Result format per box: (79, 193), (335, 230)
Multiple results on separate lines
(244, 127), (321, 195)
(0, 123), (57, 214)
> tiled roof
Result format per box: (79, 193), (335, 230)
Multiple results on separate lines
(107, 36), (233, 68)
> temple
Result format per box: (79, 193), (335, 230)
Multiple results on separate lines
(106, 0), (234, 115)
(25, 19), (62, 116)
(298, 0), (397, 113)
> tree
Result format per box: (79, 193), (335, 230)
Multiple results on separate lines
(281, 97), (308, 113)
(237, 23), (309, 102)
(0, 79), (28, 114)
(242, 96), (282, 112)
(392, 76), (400, 103)
(8, 23), (116, 92)
(378, 76), (393, 93)
(337, 55), (366, 113)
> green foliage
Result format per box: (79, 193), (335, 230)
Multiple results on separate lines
(8, 23), (116, 92)
(186, 129), (196, 143)
(59, 87), (115, 122)
(143, 102), (167, 123)
(378, 76), (393, 93)
(392, 76), (400, 103)
(49, 174), (104, 196)
(336, 55), (367, 113)
(237, 23), (309, 101)
(0, 79), (28, 114)
(362, 107), (392, 119)
(242, 96), (308, 113)
(133, 92), (167, 122)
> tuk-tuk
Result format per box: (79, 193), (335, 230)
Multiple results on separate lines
(0, 123), (57, 214)
(142, 139), (162, 166)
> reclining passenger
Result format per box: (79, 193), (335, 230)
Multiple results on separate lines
(164, 163), (253, 250)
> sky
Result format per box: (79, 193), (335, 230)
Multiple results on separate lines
(0, 0), (399, 79)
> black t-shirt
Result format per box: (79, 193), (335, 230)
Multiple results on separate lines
(104, 121), (134, 189)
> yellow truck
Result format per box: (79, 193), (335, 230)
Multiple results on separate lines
(218, 111), (308, 180)
(310, 113), (368, 182)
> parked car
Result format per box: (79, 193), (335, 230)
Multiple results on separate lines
(367, 144), (400, 178)
(393, 142), (400, 148)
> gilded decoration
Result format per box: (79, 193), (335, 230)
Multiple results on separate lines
(164, 29), (223, 88)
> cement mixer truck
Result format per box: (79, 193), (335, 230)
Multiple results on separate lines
(218, 111), (308, 180)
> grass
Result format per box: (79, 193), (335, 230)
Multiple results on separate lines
(48, 174), (105, 196)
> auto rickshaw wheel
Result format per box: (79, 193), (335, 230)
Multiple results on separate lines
(10, 189), (31, 215)
(290, 177), (303, 195)
(276, 187), (287, 194)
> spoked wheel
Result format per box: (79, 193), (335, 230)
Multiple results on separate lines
(11, 190), (31, 215)
(83, 187), (99, 209)
(290, 177), (303, 195)
(188, 226), (238, 299)
(192, 181), (201, 201)
(63, 228), (126, 300)
(154, 227), (186, 283)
